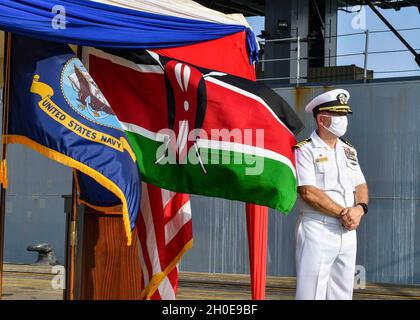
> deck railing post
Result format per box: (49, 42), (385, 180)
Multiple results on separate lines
(296, 36), (301, 87)
(363, 30), (369, 83)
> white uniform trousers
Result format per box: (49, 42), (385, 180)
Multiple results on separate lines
(295, 212), (357, 300)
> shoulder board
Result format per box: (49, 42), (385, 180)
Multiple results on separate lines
(339, 137), (354, 148)
(293, 138), (312, 149)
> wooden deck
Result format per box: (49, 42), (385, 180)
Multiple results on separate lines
(2, 264), (63, 300)
(178, 272), (420, 300)
(2, 264), (420, 300)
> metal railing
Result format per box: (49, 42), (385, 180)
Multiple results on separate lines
(256, 27), (420, 85)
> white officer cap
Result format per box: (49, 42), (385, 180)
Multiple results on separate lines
(305, 89), (352, 116)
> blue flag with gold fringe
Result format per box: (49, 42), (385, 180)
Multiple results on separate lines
(6, 34), (141, 244)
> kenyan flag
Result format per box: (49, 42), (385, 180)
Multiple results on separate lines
(85, 48), (303, 213)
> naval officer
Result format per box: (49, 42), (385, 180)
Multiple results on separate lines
(294, 89), (369, 300)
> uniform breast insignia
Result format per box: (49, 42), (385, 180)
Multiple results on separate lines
(315, 155), (328, 163)
(293, 138), (312, 149)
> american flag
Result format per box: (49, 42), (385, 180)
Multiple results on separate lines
(136, 182), (193, 300)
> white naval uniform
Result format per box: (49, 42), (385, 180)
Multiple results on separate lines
(294, 130), (366, 300)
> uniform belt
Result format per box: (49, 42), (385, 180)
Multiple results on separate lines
(301, 212), (342, 226)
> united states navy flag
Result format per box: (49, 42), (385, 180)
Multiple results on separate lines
(5, 35), (141, 244)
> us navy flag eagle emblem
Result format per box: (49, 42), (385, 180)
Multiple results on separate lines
(5, 35), (141, 244)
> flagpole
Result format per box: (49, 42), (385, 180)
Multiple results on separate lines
(246, 203), (268, 300)
(64, 172), (78, 300)
(0, 32), (11, 300)
(63, 46), (84, 300)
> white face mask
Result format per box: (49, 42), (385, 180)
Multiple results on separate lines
(321, 115), (348, 137)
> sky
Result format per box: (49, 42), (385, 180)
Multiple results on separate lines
(246, 4), (420, 79)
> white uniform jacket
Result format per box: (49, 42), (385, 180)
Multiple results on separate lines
(294, 130), (366, 213)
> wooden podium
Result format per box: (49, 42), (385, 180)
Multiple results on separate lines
(63, 196), (142, 300)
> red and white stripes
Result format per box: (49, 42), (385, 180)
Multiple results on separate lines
(136, 182), (193, 300)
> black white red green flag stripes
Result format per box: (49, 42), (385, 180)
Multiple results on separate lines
(84, 48), (303, 213)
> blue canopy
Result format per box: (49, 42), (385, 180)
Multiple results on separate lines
(0, 0), (259, 63)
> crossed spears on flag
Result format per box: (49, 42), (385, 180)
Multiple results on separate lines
(153, 55), (210, 175)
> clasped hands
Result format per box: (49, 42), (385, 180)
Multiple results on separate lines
(340, 205), (364, 231)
